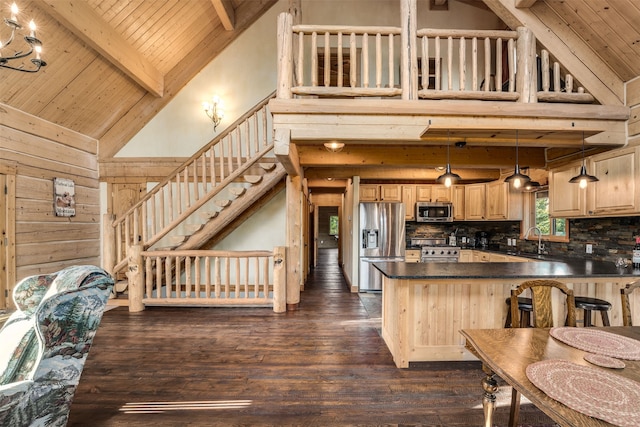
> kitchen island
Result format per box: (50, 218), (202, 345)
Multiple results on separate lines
(373, 260), (639, 368)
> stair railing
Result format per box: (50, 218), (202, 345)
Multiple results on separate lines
(104, 91), (277, 277)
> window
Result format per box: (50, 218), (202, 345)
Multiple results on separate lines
(329, 215), (339, 236)
(534, 190), (568, 240)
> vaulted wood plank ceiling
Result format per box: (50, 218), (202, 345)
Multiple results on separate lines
(1, 0), (639, 168)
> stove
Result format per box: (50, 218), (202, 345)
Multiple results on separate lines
(410, 238), (461, 263)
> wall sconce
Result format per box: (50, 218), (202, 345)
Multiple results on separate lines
(202, 96), (224, 131)
(324, 141), (345, 153)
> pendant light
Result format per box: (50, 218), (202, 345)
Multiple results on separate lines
(569, 131), (598, 189)
(436, 131), (461, 188)
(504, 130), (530, 189)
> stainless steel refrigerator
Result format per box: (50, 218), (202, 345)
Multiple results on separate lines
(358, 202), (405, 292)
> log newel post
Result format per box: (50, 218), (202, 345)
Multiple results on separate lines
(277, 13), (294, 99)
(516, 26), (537, 103)
(127, 244), (145, 312)
(273, 246), (286, 313)
(400, 0), (417, 100)
(102, 213), (116, 276)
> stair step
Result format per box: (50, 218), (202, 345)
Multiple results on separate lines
(216, 199), (232, 208)
(184, 223), (203, 233)
(259, 162), (276, 171)
(243, 175), (263, 184)
(199, 210), (219, 220)
(229, 187), (247, 197)
(169, 235), (188, 245)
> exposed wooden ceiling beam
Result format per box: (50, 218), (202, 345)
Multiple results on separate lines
(275, 129), (303, 177)
(38, 0), (164, 97)
(482, 0), (624, 105)
(304, 166), (502, 182)
(515, 0), (537, 8)
(211, 0), (236, 30)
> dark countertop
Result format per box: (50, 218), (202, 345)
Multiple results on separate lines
(373, 259), (639, 280)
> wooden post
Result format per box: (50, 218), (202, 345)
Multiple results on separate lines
(127, 244), (145, 312)
(286, 175), (302, 309)
(400, 0), (417, 100)
(277, 13), (293, 99)
(273, 246), (286, 313)
(102, 213), (116, 275)
(516, 26), (537, 103)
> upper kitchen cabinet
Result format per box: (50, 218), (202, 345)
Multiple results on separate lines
(452, 185), (465, 220)
(402, 185), (416, 221)
(465, 184), (485, 220)
(486, 181), (523, 220)
(359, 184), (402, 202)
(415, 185), (452, 202)
(587, 147), (640, 216)
(549, 163), (586, 217)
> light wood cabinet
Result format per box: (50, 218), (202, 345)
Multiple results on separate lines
(465, 184), (486, 220)
(459, 250), (473, 262)
(415, 185), (452, 202)
(486, 181), (523, 220)
(402, 185), (416, 221)
(488, 253), (508, 262)
(405, 249), (421, 263)
(359, 184), (402, 202)
(549, 163), (586, 217)
(452, 185), (465, 220)
(587, 147), (640, 215)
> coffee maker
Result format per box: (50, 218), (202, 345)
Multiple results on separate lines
(475, 231), (489, 249)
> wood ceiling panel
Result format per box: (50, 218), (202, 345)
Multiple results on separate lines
(542, 0), (640, 81)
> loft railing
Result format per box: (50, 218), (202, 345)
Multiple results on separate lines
(125, 246), (286, 313)
(103, 91), (277, 278)
(276, 12), (593, 104)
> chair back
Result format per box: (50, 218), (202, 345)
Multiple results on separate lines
(621, 280), (640, 326)
(510, 279), (576, 328)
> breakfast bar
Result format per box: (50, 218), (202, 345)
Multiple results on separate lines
(373, 260), (639, 368)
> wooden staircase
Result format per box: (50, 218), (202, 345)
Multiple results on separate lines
(104, 91), (287, 310)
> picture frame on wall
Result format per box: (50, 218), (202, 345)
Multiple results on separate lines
(53, 177), (76, 217)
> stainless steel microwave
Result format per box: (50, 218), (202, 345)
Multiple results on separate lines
(416, 202), (453, 222)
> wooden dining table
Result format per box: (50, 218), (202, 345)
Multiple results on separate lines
(460, 326), (640, 427)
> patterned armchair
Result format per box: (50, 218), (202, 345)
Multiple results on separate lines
(0, 265), (114, 427)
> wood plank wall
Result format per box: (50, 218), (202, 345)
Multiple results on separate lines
(0, 102), (100, 301)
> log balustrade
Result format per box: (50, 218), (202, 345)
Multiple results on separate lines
(276, 12), (593, 104)
(127, 246), (286, 313)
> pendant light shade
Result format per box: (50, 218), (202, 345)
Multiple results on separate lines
(504, 130), (530, 189)
(436, 132), (461, 188)
(569, 132), (598, 188)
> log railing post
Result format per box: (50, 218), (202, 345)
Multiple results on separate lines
(400, 0), (417, 100)
(277, 13), (293, 99)
(127, 244), (145, 312)
(102, 213), (116, 276)
(273, 246), (286, 313)
(516, 26), (537, 103)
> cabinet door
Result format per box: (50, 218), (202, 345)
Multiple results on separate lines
(431, 185), (452, 202)
(452, 185), (465, 220)
(549, 164), (585, 217)
(485, 181), (508, 220)
(465, 184), (485, 220)
(380, 185), (402, 201)
(489, 253), (508, 262)
(402, 185), (416, 221)
(415, 185), (432, 201)
(359, 184), (380, 201)
(588, 148), (639, 215)
(459, 250), (473, 263)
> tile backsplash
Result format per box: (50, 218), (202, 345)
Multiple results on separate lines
(407, 217), (640, 264)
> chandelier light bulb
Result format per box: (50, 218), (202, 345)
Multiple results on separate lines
(10, 3), (18, 20)
(579, 178), (588, 189)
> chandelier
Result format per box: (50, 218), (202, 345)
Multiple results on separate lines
(1, 2), (46, 73)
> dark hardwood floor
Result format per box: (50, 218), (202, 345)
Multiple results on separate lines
(68, 248), (555, 426)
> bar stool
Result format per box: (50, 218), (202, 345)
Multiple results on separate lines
(574, 296), (611, 326)
(504, 297), (532, 328)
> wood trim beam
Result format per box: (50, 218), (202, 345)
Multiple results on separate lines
(304, 166), (502, 182)
(37, 0), (164, 97)
(274, 128), (303, 177)
(211, 0), (235, 30)
(100, 157), (188, 181)
(515, 0), (537, 8)
(482, 0), (624, 105)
